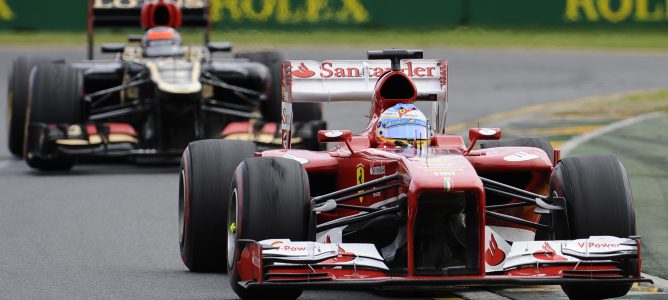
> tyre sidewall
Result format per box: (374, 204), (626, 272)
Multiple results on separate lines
(228, 157), (310, 299)
(179, 140), (255, 272)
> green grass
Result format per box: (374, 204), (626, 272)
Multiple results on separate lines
(4, 27), (668, 51)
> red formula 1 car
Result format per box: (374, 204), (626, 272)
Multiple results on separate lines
(178, 49), (649, 299)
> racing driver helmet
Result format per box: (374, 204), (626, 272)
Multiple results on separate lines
(376, 103), (432, 147)
(141, 26), (183, 57)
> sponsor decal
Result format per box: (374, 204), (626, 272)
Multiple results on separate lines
(503, 151), (539, 162)
(565, 0), (668, 24)
(282, 245), (308, 252)
(271, 241), (283, 247)
(356, 164), (364, 203)
(281, 102), (293, 149)
(67, 125), (83, 137)
(292, 62), (316, 78)
(370, 165), (385, 175)
(94, 0), (206, 9)
(478, 128), (497, 136)
(324, 130), (344, 138)
(398, 106), (416, 118)
(211, 0), (370, 24)
(577, 241), (621, 249)
(283, 154), (308, 164)
(0, 0), (14, 21)
(532, 241), (567, 261)
(433, 171), (455, 177)
(292, 61), (437, 79)
(485, 234), (506, 266)
(443, 177), (453, 192)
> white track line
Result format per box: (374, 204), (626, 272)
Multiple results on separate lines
(560, 112), (666, 156)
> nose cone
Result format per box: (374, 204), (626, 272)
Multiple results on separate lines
(403, 154), (482, 193)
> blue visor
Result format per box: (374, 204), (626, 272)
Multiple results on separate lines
(379, 119), (429, 139)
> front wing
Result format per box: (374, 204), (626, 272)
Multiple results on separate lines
(233, 235), (650, 290)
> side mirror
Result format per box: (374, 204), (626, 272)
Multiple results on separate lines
(101, 43), (125, 54)
(468, 127), (501, 142)
(465, 128), (501, 155)
(318, 130), (354, 153)
(318, 130), (352, 144)
(128, 34), (142, 42)
(207, 42), (233, 53)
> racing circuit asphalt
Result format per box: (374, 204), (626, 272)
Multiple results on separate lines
(1, 47), (668, 299)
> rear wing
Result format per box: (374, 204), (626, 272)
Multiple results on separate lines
(86, 0), (211, 59)
(280, 59), (448, 148)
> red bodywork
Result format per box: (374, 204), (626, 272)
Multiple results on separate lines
(232, 58), (646, 290)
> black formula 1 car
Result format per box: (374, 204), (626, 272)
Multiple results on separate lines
(6, 0), (324, 171)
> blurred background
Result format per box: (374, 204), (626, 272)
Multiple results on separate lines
(3, 0), (668, 49)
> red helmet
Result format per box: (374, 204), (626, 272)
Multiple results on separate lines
(141, 27), (183, 57)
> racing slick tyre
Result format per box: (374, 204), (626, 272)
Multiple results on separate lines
(25, 62), (82, 171)
(7, 56), (54, 157)
(179, 139), (255, 272)
(228, 157), (313, 300)
(479, 137), (554, 163)
(236, 51), (322, 123)
(549, 155), (636, 300)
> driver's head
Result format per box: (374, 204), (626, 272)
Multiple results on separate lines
(141, 26), (183, 57)
(376, 103), (432, 147)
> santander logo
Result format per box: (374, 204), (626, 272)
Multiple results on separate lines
(532, 241), (567, 261)
(291, 61), (437, 79)
(291, 63), (316, 78)
(484, 235), (506, 266)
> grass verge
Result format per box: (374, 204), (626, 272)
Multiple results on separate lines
(446, 89), (668, 133)
(4, 27), (668, 51)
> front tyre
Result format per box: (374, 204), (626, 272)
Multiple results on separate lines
(7, 56), (53, 156)
(550, 155), (636, 300)
(25, 62), (82, 171)
(228, 157), (313, 299)
(179, 140), (255, 272)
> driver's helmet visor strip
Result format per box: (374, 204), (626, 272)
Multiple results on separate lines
(379, 119), (430, 140)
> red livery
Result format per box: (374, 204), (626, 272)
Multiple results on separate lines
(178, 49), (649, 299)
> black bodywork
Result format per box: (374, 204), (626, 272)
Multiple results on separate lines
(24, 47), (323, 165)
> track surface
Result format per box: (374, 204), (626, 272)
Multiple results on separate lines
(1, 47), (668, 299)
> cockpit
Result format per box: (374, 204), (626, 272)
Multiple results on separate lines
(141, 26), (184, 58)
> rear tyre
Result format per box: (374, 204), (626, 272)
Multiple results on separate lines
(550, 155), (635, 300)
(480, 137), (554, 163)
(25, 62), (82, 171)
(179, 140), (255, 272)
(236, 51), (322, 122)
(228, 157), (313, 300)
(7, 56), (54, 157)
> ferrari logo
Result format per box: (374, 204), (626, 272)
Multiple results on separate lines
(356, 164), (364, 203)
